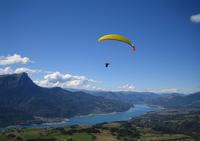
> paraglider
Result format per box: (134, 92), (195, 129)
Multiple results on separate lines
(98, 34), (136, 68)
(105, 63), (110, 68)
(98, 34), (136, 51)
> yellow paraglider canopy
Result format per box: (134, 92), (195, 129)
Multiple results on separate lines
(98, 34), (135, 51)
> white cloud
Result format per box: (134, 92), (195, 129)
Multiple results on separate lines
(119, 84), (136, 91)
(159, 88), (178, 93)
(35, 71), (99, 89)
(146, 88), (178, 93)
(190, 13), (200, 23)
(14, 67), (39, 74)
(0, 67), (102, 90)
(0, 67), (13, 75)
(0, 67), (38, 75)
(0, 54), (31, 65)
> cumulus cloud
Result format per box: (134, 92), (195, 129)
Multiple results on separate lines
(119, 84), (136, 91)
(14, 67), (39, 74)
(190, 13), (200, 23)
(35, 71), (99, 89)
(0, 54), (31, 65)
(0, 67), (13, 75)
(0, 67), (38, 75)
(0, 67), (101, 90)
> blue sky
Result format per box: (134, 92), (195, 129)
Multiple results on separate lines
(0, 0), (200, 93)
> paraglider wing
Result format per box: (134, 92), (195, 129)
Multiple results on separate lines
(98, 34), (135, 51)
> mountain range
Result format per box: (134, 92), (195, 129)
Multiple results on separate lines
(84, 90), (200, 108)
(0, 73), (130, 127)
(0, 72), (199, 128)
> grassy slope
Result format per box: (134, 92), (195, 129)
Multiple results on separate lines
(72, 133), (92, 141)
(0, 125), (195, 141)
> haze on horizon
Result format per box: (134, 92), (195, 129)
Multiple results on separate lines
(0, 0), (200, 94)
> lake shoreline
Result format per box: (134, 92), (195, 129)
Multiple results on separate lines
(0, 104), (161, 131)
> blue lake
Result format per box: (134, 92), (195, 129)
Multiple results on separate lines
(2, 104), (161, 130)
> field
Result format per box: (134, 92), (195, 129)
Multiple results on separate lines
(0, 128), (92, 141)
(0, 123), (195, 141)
